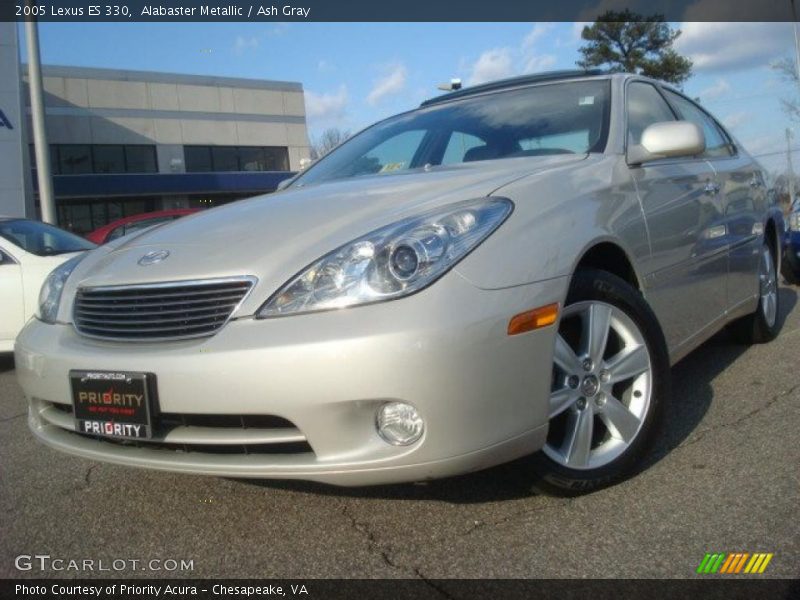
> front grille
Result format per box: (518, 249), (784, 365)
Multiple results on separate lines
(73, 277), (255, 341)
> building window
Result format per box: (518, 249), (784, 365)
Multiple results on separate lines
(124, 145), (158, 173)
(56, 197), (158, 235)
(239, 147), (266, 171)
(211, 146), (239, 171)
(30, 144), (158, 175)
(184, 145), (290, 172)
(183, 146), (212, 172)
(93, 145), (126, 173)
(58, 145), (92, 174)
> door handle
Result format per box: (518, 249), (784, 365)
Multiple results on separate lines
(703, 181), (721, 195)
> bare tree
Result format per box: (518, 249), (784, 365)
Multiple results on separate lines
(773, 58), (800, 122)
(310, 128), (351, 160)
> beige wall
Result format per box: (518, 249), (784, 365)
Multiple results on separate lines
(24, 69), (310, 171)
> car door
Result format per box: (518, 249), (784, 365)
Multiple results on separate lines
(662, 89), (764, 313)
(625, 81), (728, 353)
(0, 241), (25, 348)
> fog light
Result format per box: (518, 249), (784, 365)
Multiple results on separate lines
(376, 402), (424, 446)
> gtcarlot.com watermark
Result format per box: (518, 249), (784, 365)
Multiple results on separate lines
(14, 554), (194, 572)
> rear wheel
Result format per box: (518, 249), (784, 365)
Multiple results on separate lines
(730, 241), (780, 344)
(533, 269), (670, 495)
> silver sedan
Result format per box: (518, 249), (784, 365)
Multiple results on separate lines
(15, 71), (783, 493)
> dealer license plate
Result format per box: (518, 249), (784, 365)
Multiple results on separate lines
(70, 371), (153, 439)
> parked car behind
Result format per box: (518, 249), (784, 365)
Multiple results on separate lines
(15, 71), (784, 494)
(782, 198), (800, 284)
(0, 218), (95, 352)
(85, 208), (200, 244)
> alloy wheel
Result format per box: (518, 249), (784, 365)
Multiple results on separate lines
(544, 301), (653, 470)
(759, 245), (778, 328)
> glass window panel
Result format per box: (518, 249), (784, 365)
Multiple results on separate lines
(93, 145), (126, 173)
(442, 132), (485, 165)
(626, 83), (676, 146)
(184, 146), (213, 172)
(239, 147), (267, 171)
(663, 91), (733, 158)
(58, 145), (92, 174)
(212, 146), (239, 171)
(298, 80), (611, 185)
(124, 145), (157, 173)
(263, 147), (289, 171)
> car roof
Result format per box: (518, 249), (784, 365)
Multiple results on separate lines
(420, 69), (614, 107)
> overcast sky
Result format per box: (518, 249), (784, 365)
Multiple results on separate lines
(21, 22), (800, 175)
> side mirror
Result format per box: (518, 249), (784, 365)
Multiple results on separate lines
(627, 121), (705, 166)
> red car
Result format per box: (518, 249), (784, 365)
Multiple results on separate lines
(85, 208), (200, 244)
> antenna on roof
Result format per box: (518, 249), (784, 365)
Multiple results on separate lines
(437, 78), (462, 92)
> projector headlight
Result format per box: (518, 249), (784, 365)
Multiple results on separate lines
(38, 254), (85, 324)
(257, 197), (513, 318)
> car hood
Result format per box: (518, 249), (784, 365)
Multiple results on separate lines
(64, 155), (587, 318)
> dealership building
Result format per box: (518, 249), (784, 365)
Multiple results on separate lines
(0, 22), (310, 234)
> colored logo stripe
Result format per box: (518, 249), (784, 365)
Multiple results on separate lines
(697, 552), (773, 574)
(744, 553), (774, 574)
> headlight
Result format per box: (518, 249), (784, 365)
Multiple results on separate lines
(38, 254), (85, 324)
(258, 197), (513, 317)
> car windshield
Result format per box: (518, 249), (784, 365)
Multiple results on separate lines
(296, 79), (610, 186)
(0, 219), (96, 256)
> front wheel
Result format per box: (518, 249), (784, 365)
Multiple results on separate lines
(532, 269), (670, 495)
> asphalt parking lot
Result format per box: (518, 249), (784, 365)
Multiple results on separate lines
(1, 288), (799, 581)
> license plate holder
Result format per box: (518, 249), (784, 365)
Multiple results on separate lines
(70, 370), (153, 440)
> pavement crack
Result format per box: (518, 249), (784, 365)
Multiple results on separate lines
(340, 504), (404, 572)
(0, 412), (26, 423)
(84, 464), (99, 487)
(412, 567), (458, 600)
(680, 383), (798, 449)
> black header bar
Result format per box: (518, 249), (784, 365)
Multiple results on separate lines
(1, 0), (797, 22)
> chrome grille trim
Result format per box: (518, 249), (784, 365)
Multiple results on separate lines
(72, 276), (257, 342)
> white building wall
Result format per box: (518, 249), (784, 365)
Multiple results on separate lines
(24, 67), (311, 172)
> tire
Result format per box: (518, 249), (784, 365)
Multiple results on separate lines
(780, 248), (800, 285)
(531, 269), (670, 496)
(730, 241), (780, 344)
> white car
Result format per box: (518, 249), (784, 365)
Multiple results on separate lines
(0, 217), (95, 352)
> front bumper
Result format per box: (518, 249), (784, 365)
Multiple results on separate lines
(15, 273), (566, 486)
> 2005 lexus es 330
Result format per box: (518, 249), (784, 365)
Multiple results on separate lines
(15, 71), (783, 494)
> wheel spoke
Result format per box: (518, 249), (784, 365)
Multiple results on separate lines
(584, 303), (612, 362)
(605, 344), (649, 384)
(549, 386), (575, 418)
(562, 407), (594, 468)
(554, 333), (582, 373)
(599, 395), (641, 442)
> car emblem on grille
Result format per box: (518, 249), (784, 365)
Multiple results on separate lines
(138, 250), (170, 266)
